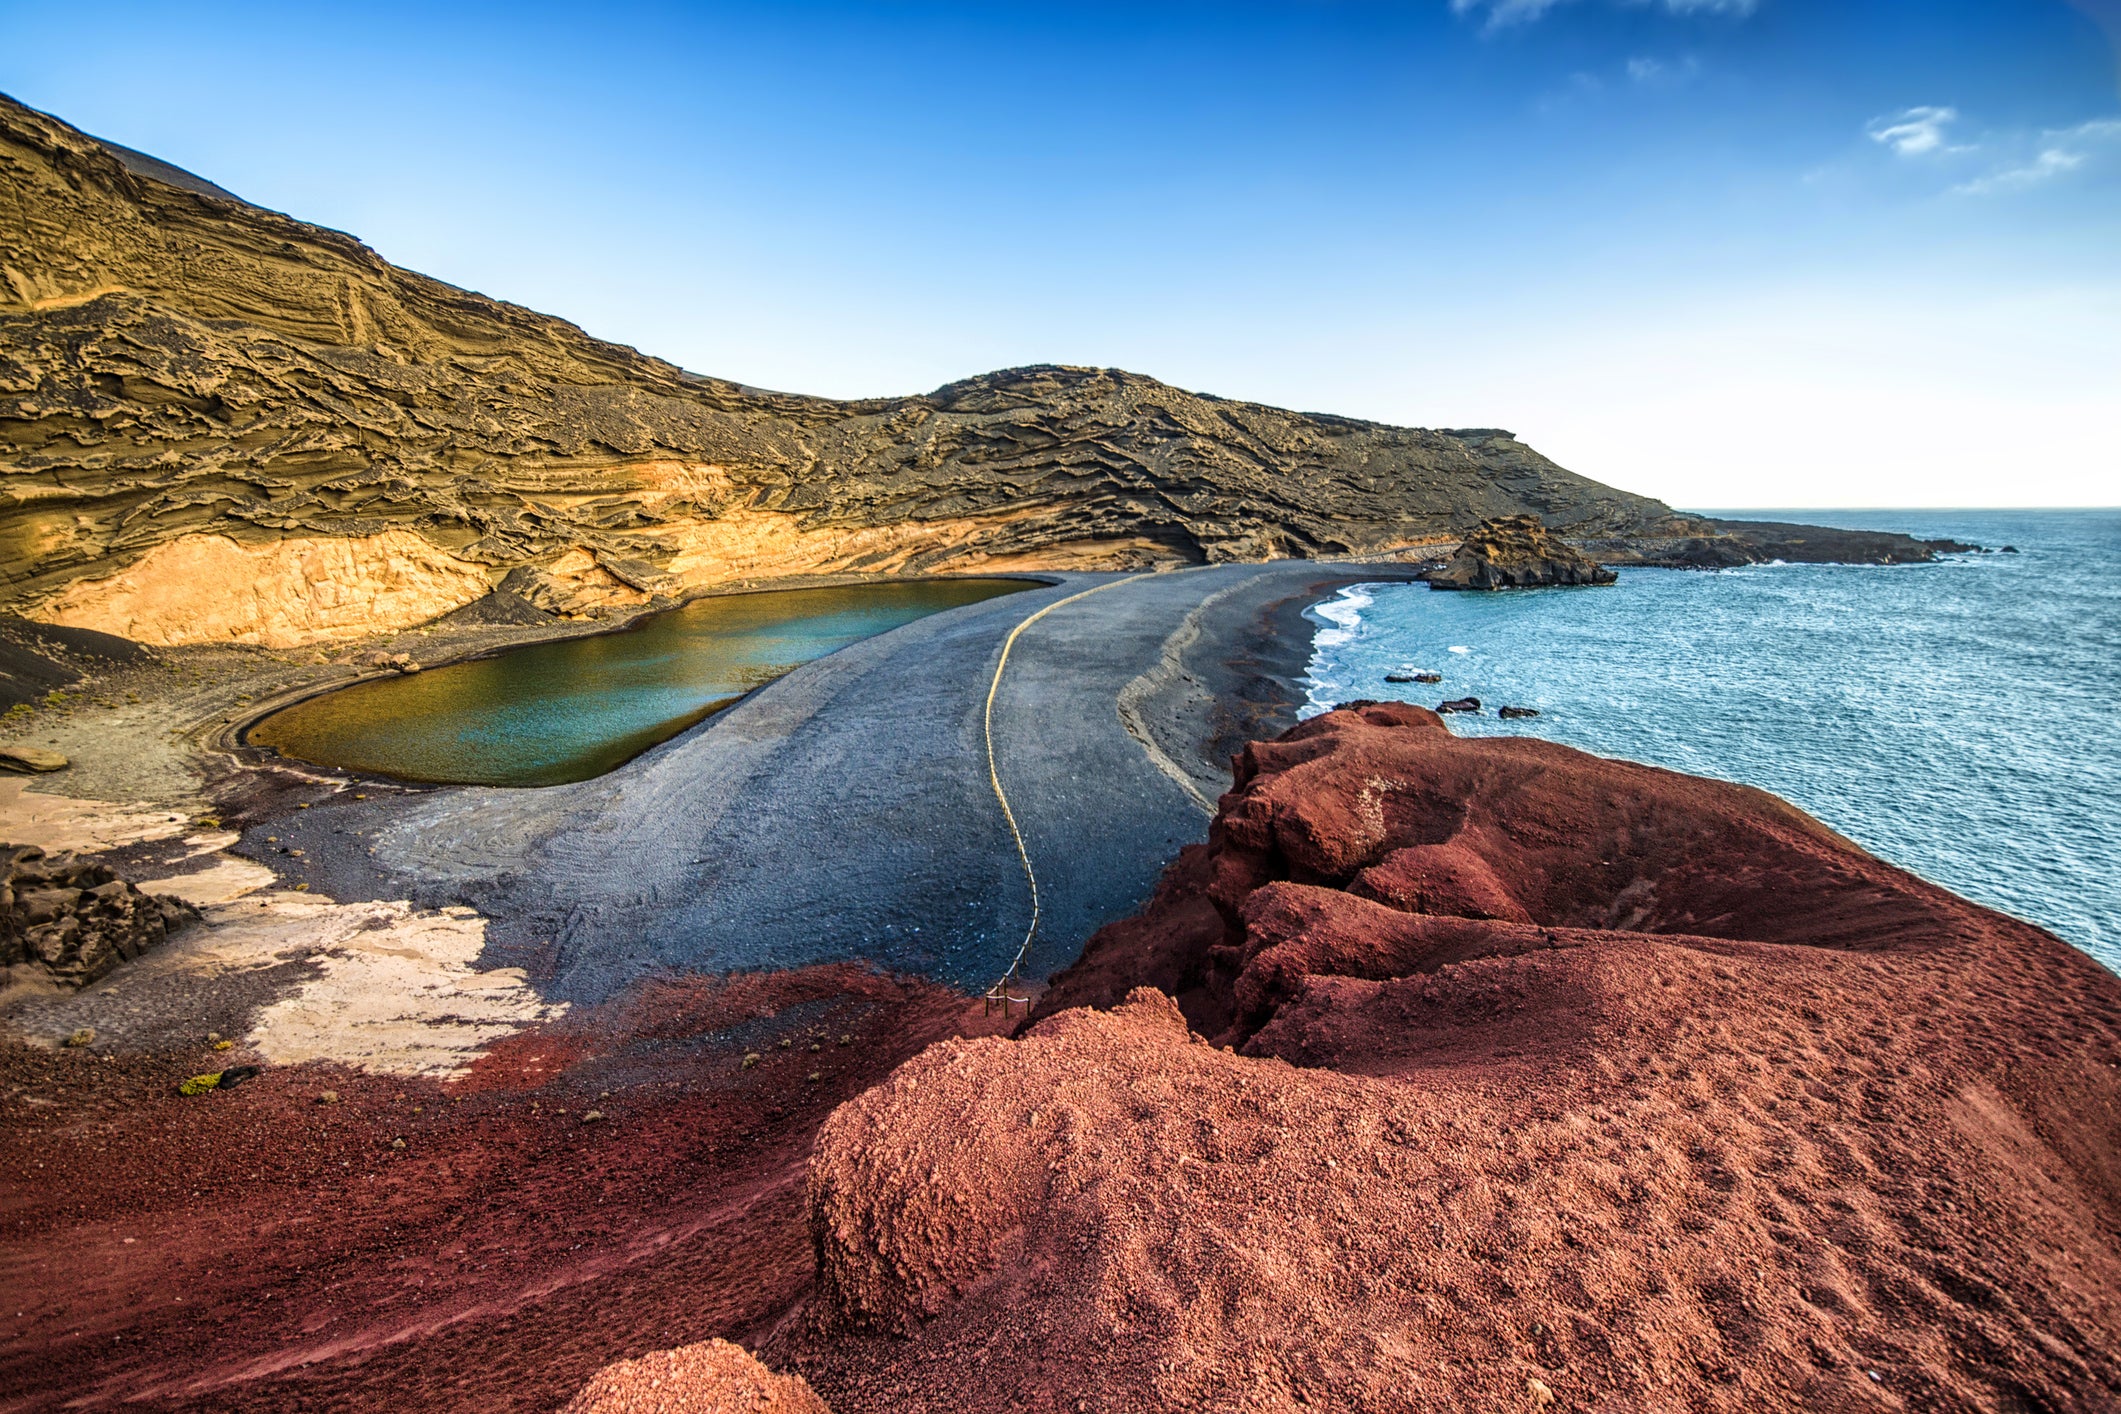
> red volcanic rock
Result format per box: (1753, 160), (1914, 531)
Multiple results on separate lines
(777, 703), (2121, 1412)
(564, 1339), (829, 1414)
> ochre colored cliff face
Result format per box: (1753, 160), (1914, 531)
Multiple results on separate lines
(0, 92), (1679, 645)
(772, 705), (2121, 1411)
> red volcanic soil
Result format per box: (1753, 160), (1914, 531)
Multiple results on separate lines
(0, 965), (1013, 1413)
(769, 703), (2121, 1412)
(562, 1338), (828, 1413)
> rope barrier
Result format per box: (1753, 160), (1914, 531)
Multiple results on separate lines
(982, 574), (1147, 1016)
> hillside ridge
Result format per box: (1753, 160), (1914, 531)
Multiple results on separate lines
(0, 91), (1684, 645)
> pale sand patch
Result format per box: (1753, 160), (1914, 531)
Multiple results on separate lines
(188, 893), (564, 1076)
(138, 856), (277, 906)
(0, 779), (190, 853)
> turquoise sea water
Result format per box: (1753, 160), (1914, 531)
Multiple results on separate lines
(1300, 510), (2120, 973)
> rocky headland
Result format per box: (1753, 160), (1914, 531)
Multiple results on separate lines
(1421, 513), (1619, 589)
(1, 91), (1974, 656)
(0, 92), (1681, 651)
(0, 85), (2065, 1414)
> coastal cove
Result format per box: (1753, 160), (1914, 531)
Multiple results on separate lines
(1300, 509), (2121, 971)
(247, 578), (1035, 787)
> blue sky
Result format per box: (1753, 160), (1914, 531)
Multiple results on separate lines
(2, 0), (2115, 506)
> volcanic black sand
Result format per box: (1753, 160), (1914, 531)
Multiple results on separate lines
(0, 560), (1420, 1412)
(228, 563), (1427, 1001)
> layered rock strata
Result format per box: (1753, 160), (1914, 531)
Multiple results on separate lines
(766, 704), (2120, 1411)
(1422, 513), (1618, 589)
(0, 93), (1686, 647)
(1, 843), (194, 986)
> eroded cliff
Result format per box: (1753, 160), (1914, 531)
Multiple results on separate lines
(0, 92), (1679, 646)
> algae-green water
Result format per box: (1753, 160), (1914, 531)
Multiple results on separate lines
(251, 579), (1033, 787)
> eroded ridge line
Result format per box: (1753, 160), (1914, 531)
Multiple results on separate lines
(983, 573), (1148, 1013)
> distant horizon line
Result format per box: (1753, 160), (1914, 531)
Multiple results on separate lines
(1678, 506), (2117, 514)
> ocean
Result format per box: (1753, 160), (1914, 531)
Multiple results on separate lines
(1299, 509), (2120, 974)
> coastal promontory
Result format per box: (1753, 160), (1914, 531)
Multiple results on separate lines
(1421, 513), (1620, 589)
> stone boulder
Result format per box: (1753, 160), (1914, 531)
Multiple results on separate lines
(1421, 514), (1617, 590)
(0, 844), (195, 987)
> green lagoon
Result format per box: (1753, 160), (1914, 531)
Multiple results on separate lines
(250, 578), (1033, 787)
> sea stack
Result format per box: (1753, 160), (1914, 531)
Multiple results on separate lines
(1422, 513), (1619, 590)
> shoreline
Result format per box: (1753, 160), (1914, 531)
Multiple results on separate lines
(2, 558), (1417, 1025)
(0, 557), (1427, 1411)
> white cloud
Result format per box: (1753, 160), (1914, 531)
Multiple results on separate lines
(1627, 54), (1702, 85)
(1955, 148), (2084, 195)
(1452, 0), (1756, 30)
(1867, 106), (1959, 157)
(1946, 117), (2121, 196)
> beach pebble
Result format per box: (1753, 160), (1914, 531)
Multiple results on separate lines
(317, 1091), (339, 1105)
(64, 1026), (95, 1048)
(741, 1052), (761, 1070)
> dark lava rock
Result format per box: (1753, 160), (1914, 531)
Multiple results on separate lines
(0, 844), (195, 987)
(0, 616), (153, 709)
(1498, 705), (1540, 719)
(1385, 672), (1443, 685)
(1437, 698), (1481, 714)
(435, 589), (557, 628)
(1421, 516), (1617, 591)
(1702, 519), (1976, 565)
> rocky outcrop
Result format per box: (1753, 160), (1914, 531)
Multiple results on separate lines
(0, 93), (1679, 646)
(563, 1340), (829, 1414)
(1593, 518), (1976, 569)
(1421, 513), (1618, 590)
(773, 704), (2121, 1411)
(1, 843), (194, 986)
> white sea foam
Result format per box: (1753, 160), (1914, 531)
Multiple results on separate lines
(1292, 510), (2120, 973)
(1298, 585), (1377, 717)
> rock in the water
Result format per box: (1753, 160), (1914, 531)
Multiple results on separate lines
(563, 1338), (830, 1414)
(0, 746), (69, 773)
(0, 844), (196, 987)
(1437, 697), (1481, 714)
(1497, 705), (1540, 719)
(1385, 671), (1443, 684)
(1421, 514), (1618, 590)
